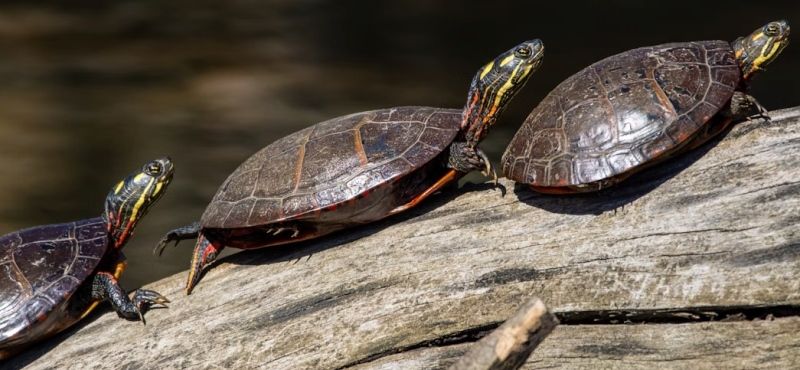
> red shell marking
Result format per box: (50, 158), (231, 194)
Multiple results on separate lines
(502, 41), (741, 188)
(201, 107), (462, 230)
(0, 218), (109, 353)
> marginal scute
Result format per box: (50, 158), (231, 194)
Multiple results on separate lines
(281, 194), (319, 218)
(502, 40), (740, 187)
(249, 199), (281, 225)
(607, 150), (640, 174)
(549, 159), (573, 185)
(41, 278), (80, 307)
(345, 169), (385, 194)
(378, 158), (414, 180)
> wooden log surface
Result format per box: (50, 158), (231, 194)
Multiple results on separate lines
(7, 107), (800, 369)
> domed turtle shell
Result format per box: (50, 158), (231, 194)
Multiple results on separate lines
(502, 40), (741, 189)
(201, 106), (462, 229)
(0, 218), (109, 349)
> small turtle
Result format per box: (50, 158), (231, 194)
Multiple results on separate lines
(502, 21), (789, 193)
(0, 158), (174, 359)
(157, 39), (545, 294)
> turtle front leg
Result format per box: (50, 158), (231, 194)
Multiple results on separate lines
(91, 272), (170, 324)
(726, 91), (769, 121)
(448, 142), (498, 185)
(153, 222), (201, 256)
(687, 92), (770, 151)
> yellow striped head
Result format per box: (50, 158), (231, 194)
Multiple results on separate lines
(105, 157), (174, 248)
(463, 39), (544, 145)
(734, 20), (790, 81)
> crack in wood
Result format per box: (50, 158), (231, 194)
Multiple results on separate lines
(555, 304), (800, 325)
(339, 304), (800, 368)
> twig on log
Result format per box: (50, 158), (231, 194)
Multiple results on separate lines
(449, 298), (558, 370)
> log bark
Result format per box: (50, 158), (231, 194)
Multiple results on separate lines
(7, 107), (800, 369)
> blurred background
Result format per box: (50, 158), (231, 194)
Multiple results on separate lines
(0, 0), (797, 288)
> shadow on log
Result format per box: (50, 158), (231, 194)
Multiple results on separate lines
(7, 107), (800, 369)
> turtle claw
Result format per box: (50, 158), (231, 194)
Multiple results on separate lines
(153, 237), (173, 257)
(477, 149), (499, 186)
(132, 289), (170, 325)
(752, 102), (771, 122)
(272, 227), (300, 238)
(153, 223), (201, 256)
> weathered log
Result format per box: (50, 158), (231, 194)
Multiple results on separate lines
(357, 316), (800, 369)
(7, 107), (800, 369)
(448, 298), (557, 370)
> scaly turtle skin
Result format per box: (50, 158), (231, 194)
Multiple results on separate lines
(157, 39), (545, 294)
(502, 21), (789, 193)
(0, 158), (174, 359)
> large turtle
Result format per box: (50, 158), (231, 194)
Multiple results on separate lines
(157, 39), (545, 294)
(502, 21), (789, 193)
(0, 158), (173, 359)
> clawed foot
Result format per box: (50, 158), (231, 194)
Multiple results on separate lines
(265, 226), (300, 238)
(749, 101), (771, 122)
(154, 233), (180, 256)
(131, 289), (170, 325)
(448, 142), (499, 186)
(153, 222), (200, 256)
(477, 149), (499, 186)
(731, 92), (770, 123)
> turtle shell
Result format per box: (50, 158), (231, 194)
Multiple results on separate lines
(201, 106), (462, 229)
(0, 218), (109, 353)
(502, 40), (741, 188)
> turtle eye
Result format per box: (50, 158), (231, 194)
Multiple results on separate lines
(765, 23), (781, 36)
(144, 162), (163, 176)
(514, 46), (531, 58)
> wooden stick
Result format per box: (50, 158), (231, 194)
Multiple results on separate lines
(449, 298), (558, 370)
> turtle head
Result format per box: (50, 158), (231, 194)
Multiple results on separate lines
(104, 158), (174, 248)
(734, 20), (790, 81)
(463, 39), (544, 145)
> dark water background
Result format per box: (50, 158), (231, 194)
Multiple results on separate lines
(0, 1), (798, 288)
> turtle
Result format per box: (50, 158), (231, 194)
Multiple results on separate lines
(156, 39), (545, 294)
(501, 20), (789, 193)
(0, 158), (174, 359)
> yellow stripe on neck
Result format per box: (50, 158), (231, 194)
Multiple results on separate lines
(753, 40), (782, 70)
(498, 54), (515, 67)
(113, 180), (124, 195)
(485, 64), (525, 118)
(479, 61), (495, 80)
(126, 178), (154, 227)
